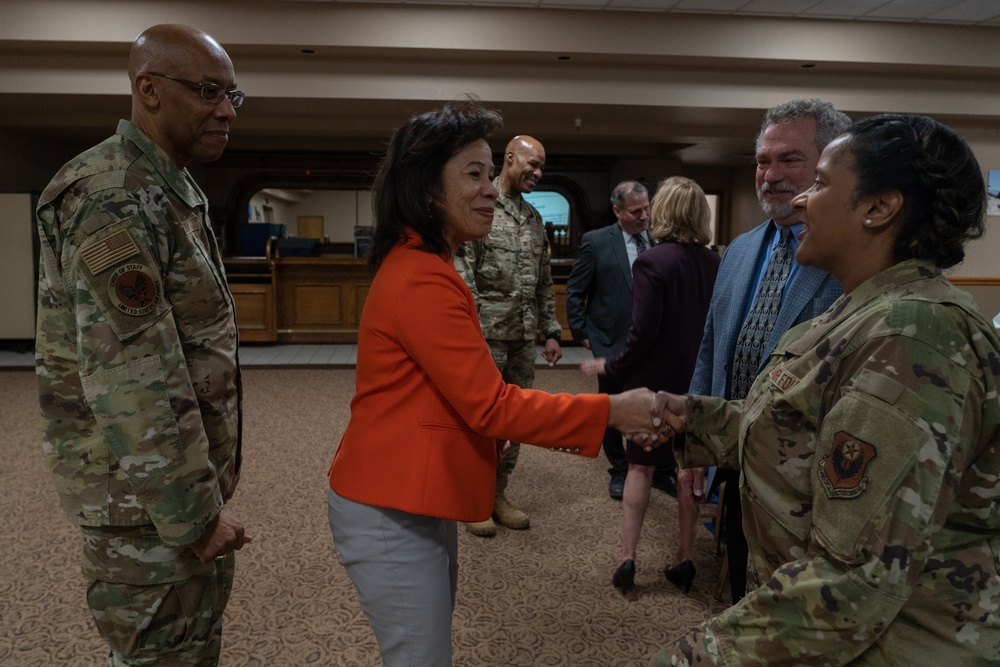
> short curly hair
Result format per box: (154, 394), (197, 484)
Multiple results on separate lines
(757, 99), (851, 154)
(369, 98), (503, 270)
(844, 114), (985, 269)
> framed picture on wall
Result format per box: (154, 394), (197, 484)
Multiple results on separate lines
(988, 171), (1000, 216)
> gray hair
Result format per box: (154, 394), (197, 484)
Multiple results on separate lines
(756, 99), (852, 153)
(610, 180), (648, 208)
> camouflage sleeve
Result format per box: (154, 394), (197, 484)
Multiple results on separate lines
(655, 332), (980, 666)
(535, 239), (561, 338)
(453, 240), (481, 312)
(677, 394), (742, 469)
(68, 193), (223, 547)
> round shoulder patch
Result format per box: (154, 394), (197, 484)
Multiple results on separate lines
(107, 264), (161, 316)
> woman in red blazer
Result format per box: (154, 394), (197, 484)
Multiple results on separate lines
(326, 100), (668, 667)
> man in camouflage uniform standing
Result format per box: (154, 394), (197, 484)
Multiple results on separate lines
(454, 135), (562, 537)
(35, 24), (250, 666)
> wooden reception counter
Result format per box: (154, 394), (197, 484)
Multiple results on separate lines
(226, 255), (371, 344)
(226, 255), (574, 345)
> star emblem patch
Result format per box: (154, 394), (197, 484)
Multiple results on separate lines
(819, 431), (877, 499)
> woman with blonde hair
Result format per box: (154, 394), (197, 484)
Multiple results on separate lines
(583, 176), (720, 594)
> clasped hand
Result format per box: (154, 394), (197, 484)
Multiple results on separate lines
(191, 508), (253, 563)
(608, 389), (687, 450)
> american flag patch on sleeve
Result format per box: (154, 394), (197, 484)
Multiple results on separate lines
(80, 230), (140, 275)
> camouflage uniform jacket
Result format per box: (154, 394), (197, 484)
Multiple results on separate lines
(36, 120), (242, 562)
(454, 178), (560, 341)
(659, 259), (1000, 666)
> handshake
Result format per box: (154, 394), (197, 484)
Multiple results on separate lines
(607, 388), (688, 451)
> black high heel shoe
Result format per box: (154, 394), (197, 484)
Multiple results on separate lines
(664, 560), (696, 593)
(612, 559), (636, 594)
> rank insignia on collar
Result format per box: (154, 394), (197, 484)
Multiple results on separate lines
(819, 431), (877, 499)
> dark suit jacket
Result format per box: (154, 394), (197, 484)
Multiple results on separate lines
(605, 242), (720, 394)
(690, 219), (842, 398)
(565, 222), (633, 359)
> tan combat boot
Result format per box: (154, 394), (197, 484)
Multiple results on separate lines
(492, 493), (529, 530)
(465, 516), (497, 537)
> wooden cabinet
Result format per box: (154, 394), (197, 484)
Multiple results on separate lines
(554, 283), (572, 342)
(230, 282), (276, 342)
(226, 258), (277, 342)
(273, 257), (371, 343)
(227, 254), (575, 345)
(552, 258), (573, 342)
(227, 255), (371, 344)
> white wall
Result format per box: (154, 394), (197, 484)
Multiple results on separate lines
(0, 193), (36, 339)
(949, 131), (1000, 280)
(249, 190), (373, 241)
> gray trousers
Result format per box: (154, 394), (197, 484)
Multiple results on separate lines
(327, 488), (458, 667)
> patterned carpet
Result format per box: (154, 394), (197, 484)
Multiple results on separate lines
(3, 367), (728, 666)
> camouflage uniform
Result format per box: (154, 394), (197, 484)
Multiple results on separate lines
(656, 260), (1000, 666)
(35, 120), (242, 666)
(454, 178), (560, 489)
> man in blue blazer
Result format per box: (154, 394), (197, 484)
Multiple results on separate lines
(566, 180), (652, 499)
(690, 99), (850, 602)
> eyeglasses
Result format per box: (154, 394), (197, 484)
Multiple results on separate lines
(148, 72), (245, 108)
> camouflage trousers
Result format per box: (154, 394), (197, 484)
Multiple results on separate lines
(80, 525), (234, 666)
(486, 339), (536, 494)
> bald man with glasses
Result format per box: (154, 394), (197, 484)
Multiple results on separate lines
(35, 24), (249, 666)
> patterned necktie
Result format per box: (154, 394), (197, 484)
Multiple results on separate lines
(633, 233), (647, 255)
(731, 226), (793, 400)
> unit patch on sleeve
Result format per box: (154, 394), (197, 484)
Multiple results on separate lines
(108, 264), (161, 316)
(819, 431), (878, 499)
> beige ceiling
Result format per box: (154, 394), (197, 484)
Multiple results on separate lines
(270, 0), (1000, 24)
(2, 0), (999, 166)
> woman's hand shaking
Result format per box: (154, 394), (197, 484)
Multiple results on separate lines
(608, 388), (687, 450)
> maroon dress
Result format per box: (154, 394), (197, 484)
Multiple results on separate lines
(604, 241), (720, 466)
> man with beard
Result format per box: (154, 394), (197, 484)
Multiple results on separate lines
(689, 99), (849, 603)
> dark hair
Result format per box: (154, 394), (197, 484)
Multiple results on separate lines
(845, 114), (985, 269)
(368, 99), (503, 270)
(757, 99), (852, 154)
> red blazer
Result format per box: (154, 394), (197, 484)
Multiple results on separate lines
(328, 230), (608, 522)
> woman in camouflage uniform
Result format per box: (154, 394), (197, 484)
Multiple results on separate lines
(653, 114), (1000, 666)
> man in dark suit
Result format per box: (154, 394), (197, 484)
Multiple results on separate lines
(690, 98), (850, 603)
(566, 180), (653, 499)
